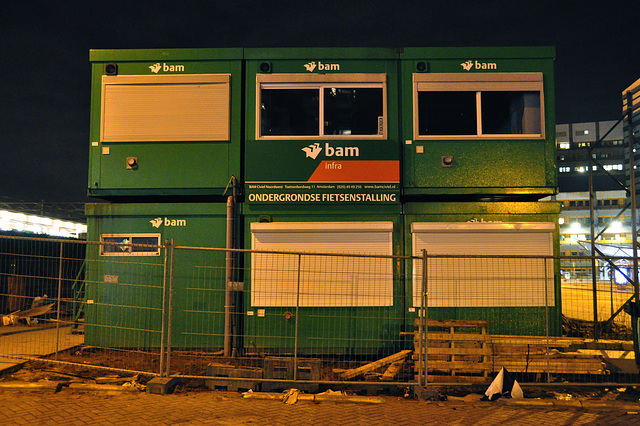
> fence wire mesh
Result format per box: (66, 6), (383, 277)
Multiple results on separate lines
(1, 234), (639, 387)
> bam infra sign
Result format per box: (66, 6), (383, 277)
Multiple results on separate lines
(245, 139), (399, 204)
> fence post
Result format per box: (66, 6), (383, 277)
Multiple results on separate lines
(159, 241), (170, 377)
(422, 250), (428, 385)
(166, 239), (176, 377)
(545, 257), (551, 383)
(294, 253), (302, 381)
(55, 241), (63, 361)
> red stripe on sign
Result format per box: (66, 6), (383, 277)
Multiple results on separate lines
(307, 160), (399, 182)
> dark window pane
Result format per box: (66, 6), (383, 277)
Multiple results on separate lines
(481, 91), (541, 135)
(131, 236), (161, 252)
(260, 89), (319, 136)
(324, 88), (383, 135)
(102, 236), (132, 254)
(418, 91), (476, 135)
(101, 235), (159, 254)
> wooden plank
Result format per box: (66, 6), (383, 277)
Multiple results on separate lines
(492, 345), (548, 355)
(423, 375), (487, 383)
(414, 319), (490, 328)
(380, 361), (404, 381)
(414, 347), (493, 356)
(490, 335), (585, 347)
(493, 353), (607, 362)
(424, 360), (493, 371)
(339, 350), (412, 380)
(415, 333), (491, 342)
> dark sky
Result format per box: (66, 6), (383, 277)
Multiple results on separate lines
(1, 1), (638, 203)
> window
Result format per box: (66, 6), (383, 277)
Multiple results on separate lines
(559, 142), (571, 149)
(413, 73), (544, 139)
(604, 164), (624, 171)
(256, 74), (386, 139)
(101, 74), (231, 142)
(100, 234), (161, 256)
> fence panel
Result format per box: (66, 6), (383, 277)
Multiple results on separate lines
(165, 247), (414, 386)
(2, 234), (639, 387)
(0, 235), (85, 365)
(163, 245), (228, 377)
(81, 238), (167, 374)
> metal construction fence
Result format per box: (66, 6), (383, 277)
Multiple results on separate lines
(1, 234), (639, 389)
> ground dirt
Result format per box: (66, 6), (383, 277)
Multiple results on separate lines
(3, 359), (640, 402)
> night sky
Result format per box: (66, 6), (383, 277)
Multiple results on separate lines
(1, 1), (638, 203)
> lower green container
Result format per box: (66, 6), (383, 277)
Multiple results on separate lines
(404, 201), (562, 336)
(84, 203), (229, 349)
(242, 204), (406, 357)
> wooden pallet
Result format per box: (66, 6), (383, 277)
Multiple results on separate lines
(413, 319), (492, 382)
(490, 335), (607, 375)
(410, 320), (609, 382)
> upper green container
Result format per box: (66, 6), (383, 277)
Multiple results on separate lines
(243, 48), (402, 206)
(400, 47), (557, 197)
(88, 47), (556, 200)
(88, 49), (243, 198)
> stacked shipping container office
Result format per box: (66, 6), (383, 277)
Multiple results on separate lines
(85, 47), (560, 354)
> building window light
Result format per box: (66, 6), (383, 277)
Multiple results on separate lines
(559, 142), (570, 149)
(610, 221), (622, 232)
(604, 164), (624, 171)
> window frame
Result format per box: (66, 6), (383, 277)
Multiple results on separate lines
(100, 233), (161, 256)
(256, 73), (387, 140)
(413, 72), (545, 140)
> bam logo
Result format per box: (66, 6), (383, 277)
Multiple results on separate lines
(302, 143), (322, 159)
(150, 217), (187, 228)
(302, 143), (359, 159)
(303, 61), (340, 72)
(149, 63), (186, 73)
(461, 60), (497, 71)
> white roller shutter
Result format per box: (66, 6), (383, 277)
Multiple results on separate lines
(251, 222), (394, 307)
(412, 222), (555, 308)
(101, 74), (230, 142)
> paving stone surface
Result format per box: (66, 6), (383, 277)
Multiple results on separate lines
(1, 390), (640, 425)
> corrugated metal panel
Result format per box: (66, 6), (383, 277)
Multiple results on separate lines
(251, 222), (393, 307)
(412, 222), (554, 308)
(101, 74), (230, 142)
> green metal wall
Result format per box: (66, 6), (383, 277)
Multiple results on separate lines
(403, 201), (562, 336)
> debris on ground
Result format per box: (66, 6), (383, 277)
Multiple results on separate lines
(339, 350), (412, 380)
(242, 388), (385, 404)
(1, 303), (55, 326)
(482, 367), (523, 401)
